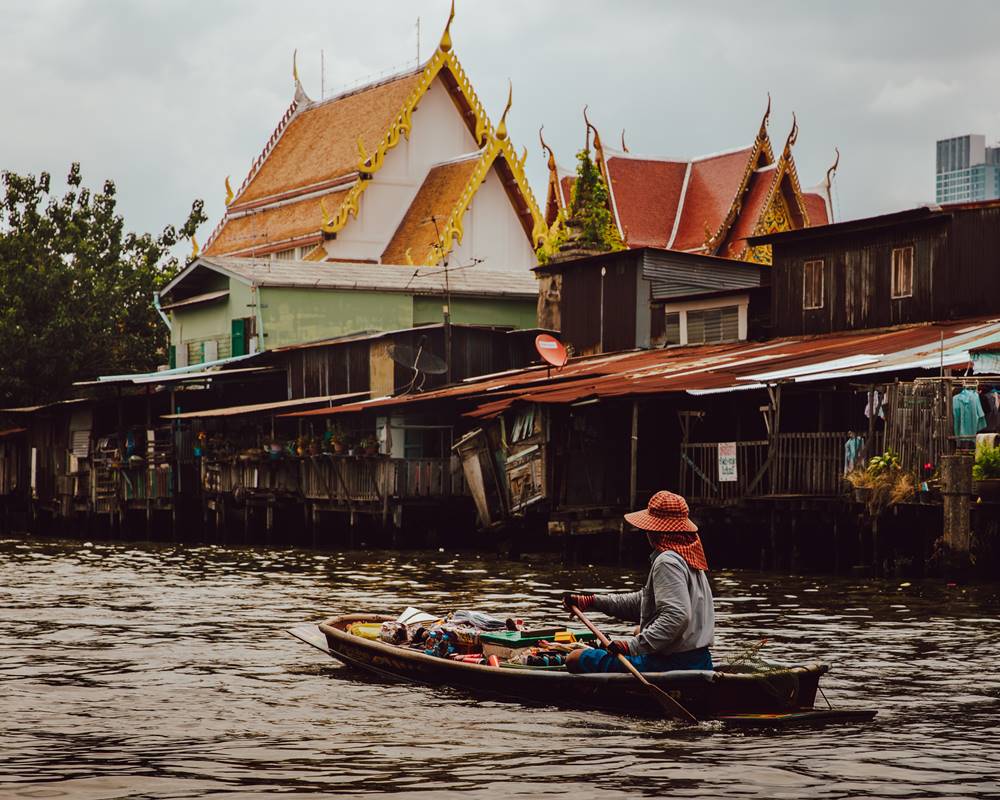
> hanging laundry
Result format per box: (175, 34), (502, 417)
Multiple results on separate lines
(953, 387), (986, 441)
(844, 434), (865, 474)
(983, 388), (1000, 433)
(864, 390), (886, 421)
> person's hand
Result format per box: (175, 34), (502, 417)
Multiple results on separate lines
(607, 639), (631, 657)
(562, 592), (595, 612)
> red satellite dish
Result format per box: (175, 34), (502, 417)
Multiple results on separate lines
(535, 334), (568, 369)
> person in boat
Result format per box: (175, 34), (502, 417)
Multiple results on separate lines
(563, 490), (714, 674)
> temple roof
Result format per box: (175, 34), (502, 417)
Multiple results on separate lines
(540, 102), (838, 264)
(669, 147), (757, 252)
(382, 153), (482, 265)
(201, 5), (545, 266)
(233, 71), (424, 208)
(205, 186), (349, 257)
(605, 155), (687, 248)
(802, 189), (832, 227)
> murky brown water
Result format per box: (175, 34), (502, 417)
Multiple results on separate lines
(1, 537), (998, 799)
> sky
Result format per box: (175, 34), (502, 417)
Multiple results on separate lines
(3, 0), (1000, 245)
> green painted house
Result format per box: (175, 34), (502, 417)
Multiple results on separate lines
(158, 256), (539, 367)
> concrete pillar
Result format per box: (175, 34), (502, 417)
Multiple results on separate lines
(941, 453), (973, 553)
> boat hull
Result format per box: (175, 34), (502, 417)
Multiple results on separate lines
(290, 614), (833, 720)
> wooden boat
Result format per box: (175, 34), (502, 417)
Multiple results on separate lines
(288, 614), (877, 726)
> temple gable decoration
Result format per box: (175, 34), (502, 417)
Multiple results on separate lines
(202, 3), (545, 270)
(539, 97), (838, 265)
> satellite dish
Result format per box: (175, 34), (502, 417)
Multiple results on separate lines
(388, 342), (448, 375)
(535, 334), (568, 369)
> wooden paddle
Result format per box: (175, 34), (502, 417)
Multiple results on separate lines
(570, 605), (698, 724)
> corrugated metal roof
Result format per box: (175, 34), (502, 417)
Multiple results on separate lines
(159, 289), (229, 311)
(163, 391), (367, 420)
(75, 365), (273, 387)
(190, 257), (539, 299)
(281, 317), (1000, 421)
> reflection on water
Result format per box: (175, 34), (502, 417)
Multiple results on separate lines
(1, 537), (998, 799)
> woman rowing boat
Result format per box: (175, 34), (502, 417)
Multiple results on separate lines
(563, 490), (715, 674)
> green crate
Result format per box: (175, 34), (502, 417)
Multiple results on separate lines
(479, 628), (596, 648)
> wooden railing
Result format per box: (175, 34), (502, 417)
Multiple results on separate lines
(680, 440), (768, 504)
(301, 457), (388, 504)
(396, 457), (466, 498)
(681, 432), (856, 502)
(769, 432), (848, 496)
(202, 455), (468, 506)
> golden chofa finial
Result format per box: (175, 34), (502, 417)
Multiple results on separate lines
(621, 129), (629, 153)
(439, 0), (455, 53)
(496, 79), (513, 140)
(825, 147), (841, 188)
(225, 176), (234, 206)
(190, 235), (200, 259)
(784, 112), (799, 153)
(539, 125), (556, 171)
(583, 105), (602, 154)
(293, 49), (300, 84)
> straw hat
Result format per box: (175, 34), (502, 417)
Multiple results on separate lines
(624, 490), (698, 533)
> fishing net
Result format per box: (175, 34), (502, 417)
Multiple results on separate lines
(717, 638), (805, 709)
(719, 638), (782, 673)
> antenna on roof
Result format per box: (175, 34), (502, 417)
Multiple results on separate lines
(389, 336), (448, 395)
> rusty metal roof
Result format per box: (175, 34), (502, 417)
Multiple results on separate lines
(281, 317), (1000, 420)
(163, 391), (368, 420)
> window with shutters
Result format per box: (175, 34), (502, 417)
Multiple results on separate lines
(891, 246), (914, 298)
(802, 259), (824, 309)
(686, 306), (739, 344)
(273, 247), (298, 261)
(664, 312), (681, 345)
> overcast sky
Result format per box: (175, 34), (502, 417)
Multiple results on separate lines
(4, 0), (1000, 245)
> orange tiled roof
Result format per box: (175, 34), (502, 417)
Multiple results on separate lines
(802, 190), (831, 227)
(670, 147), (755, 252)
(606, 156), (688, 248)
(381, 155), (482, 265)
(205, 187), (350, 257)
(718, 167), (777, 257)
(234, 70), (424, 206)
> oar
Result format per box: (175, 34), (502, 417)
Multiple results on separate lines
(570, 605), (698, 724)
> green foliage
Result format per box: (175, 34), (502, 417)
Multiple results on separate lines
(535, 148), (624, 263)
(973, 444), (1000, 481)
(567, 148), (624, 252)
(867, 449), (901, 476)
(0, 164), (206, 406)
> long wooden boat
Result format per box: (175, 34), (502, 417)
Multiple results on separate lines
(289, 614), (877, 726)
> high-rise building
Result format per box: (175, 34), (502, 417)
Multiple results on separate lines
(936, 134), (1000, 203)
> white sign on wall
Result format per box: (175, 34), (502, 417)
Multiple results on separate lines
(718, 442), (738, 482)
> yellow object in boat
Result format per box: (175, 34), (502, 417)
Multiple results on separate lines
(348, 622), (383, 640)
(553, 631), (576, 643)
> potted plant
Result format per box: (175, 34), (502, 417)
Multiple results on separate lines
(973, 444), (1000, 499)
(845, 468), (874, 504)
(360, 435), (379, 456)
(329, 427), (347, 454)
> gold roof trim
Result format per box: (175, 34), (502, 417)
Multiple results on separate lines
(703, 95), (777, 253)
(319, 9), (542, 240)
(413, 129), (545, 266)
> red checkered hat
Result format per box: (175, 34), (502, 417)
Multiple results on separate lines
(624, 490), (697, 533)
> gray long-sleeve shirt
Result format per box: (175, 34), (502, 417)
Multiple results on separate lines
(593, 550), (714, 657)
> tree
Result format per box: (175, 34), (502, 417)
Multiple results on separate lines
(567, 147), (623, 252)
(0, 164), (206, 407)
(535, 147), (624, 263)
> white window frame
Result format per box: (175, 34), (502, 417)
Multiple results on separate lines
(662, 295), (749, 345)
(891, 245), (914, 299)
(802, 259), (824, 310)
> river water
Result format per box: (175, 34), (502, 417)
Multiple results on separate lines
(1, 536), (998, 799)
